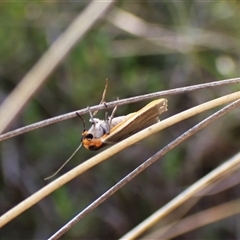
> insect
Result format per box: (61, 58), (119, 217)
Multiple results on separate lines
(81, 98), (168, 150)
(45, 81), (168, 179)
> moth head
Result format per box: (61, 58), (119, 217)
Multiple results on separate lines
(82, 132), (93, 140)
(81, 131), (103, 150)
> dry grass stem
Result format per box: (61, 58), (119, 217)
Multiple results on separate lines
(121, 147), (240, 239)
(49, 96), (240, 239)
(107, 8), (240, 56)
(0, 90), (240, 230)
(159, 199), (240, 239)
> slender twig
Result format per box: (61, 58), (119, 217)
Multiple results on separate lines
(48, 98), (240, 240)
(1, 78), (240, 141)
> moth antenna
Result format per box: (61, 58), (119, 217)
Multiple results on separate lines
(44, 113), (85, 180)
(76, 112), (86, 132)
(44, 143), (82, 180)
(93, 79), (108, 116)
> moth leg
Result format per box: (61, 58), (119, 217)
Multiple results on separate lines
(88, 107), (94, 121)
(93, 79), (108, 116)
(108, 106), (118, 130)
(108, 97), (119, 133)
(102, 101), (118, 134)
(88, 106), (96, 130)
(103, 103), (110, 134)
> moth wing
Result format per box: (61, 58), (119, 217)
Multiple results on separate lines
(102, 98), (167, 144)
(110, 116), (129, 128)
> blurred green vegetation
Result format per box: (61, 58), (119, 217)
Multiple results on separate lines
(1, 1), (240, 239)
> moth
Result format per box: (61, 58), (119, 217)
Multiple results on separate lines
(45, 81), (168, 179)
(81, 98), (168, 150)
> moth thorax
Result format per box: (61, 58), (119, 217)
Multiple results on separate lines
(88, 118), (109, 138)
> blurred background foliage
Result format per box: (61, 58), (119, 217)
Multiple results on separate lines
(1, 1), (240, 239)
